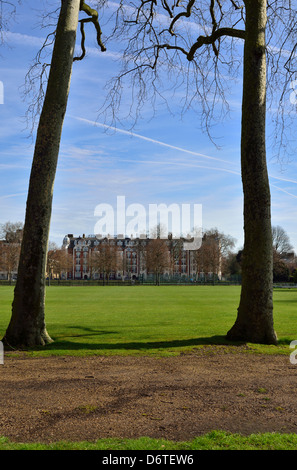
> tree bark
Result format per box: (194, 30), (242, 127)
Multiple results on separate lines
(226, 0), (277, 344)
(2, 0), (81, 348)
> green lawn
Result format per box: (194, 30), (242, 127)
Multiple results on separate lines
(1, 430), (297, 450)
(1, 285), (297, 450)
(0, 285), (296, 356)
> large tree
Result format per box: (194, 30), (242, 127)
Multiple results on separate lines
(193, 229), (234, 280)
(2, 0), (106, 348)
(47, 242), (73, 280)
(271, 225), (293, 282)
(0, 221), (23, 244)
(0, 223), (23, 281)
(101, 0), (297, 344)
(145, 238), (171, 285)
(225, 0), (276, 343)
(272, 225), (293, 257)
(92, 241), (120, 283)
(0, 243), (21, 282)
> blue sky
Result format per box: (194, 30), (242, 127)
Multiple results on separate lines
(0, 0), (297, 252)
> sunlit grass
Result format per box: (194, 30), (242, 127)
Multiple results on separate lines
(1, 430), (297, 450)
(0, 285), (296, 357)
(1, 286), (297, 450)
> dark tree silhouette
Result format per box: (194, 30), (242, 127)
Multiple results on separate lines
(101, 0), (297, 344)
(3, 0), (106, 348)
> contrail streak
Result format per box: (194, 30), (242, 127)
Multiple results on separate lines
(73, 116), (234, 165)
(0, 192), (27, 200)
(269, 175), (297, 185)
(72, 115), (297, 198)
(270, 184), (297, 199)
(120, 158), (241, 176)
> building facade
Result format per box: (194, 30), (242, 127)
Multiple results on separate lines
(62, 233), (221, 281)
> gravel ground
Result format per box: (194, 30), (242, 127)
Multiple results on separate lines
(1, 346), (296, 443)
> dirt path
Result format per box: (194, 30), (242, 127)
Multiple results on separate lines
(1, 347), (297, 443)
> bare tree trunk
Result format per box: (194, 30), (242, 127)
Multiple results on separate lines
(226, 0), (277, 345)
(3, 0), (80, 348)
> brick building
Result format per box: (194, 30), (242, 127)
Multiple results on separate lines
(62, 233), (222, 281)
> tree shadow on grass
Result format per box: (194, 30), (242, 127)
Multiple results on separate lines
(51, 325), (119, 339)
(277, 338), (295, 346)
(39, 327), (245, 353)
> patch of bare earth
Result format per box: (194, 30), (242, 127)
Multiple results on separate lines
(0, 346), (297, 443)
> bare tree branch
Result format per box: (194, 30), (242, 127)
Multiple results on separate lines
(0, 0), (20, 45)
(73, 0), (106, 61)
(99, 0), (245, 143)
(187, 27), (245, 60)
(168, 0), (196, 34)
(100, 0), (296, 162)
(21, 1), (108, 133)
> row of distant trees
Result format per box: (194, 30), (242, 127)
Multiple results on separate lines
(0, 222), (23, 281)
(1, 222), (296, 284)
(48, 228), (236, 283)
(226, 226), (296, 283)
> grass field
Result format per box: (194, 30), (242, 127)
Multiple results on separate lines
(1, 430), (297, 450)
(1, 285), (297, 450)
(0, 285), (296, 356)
